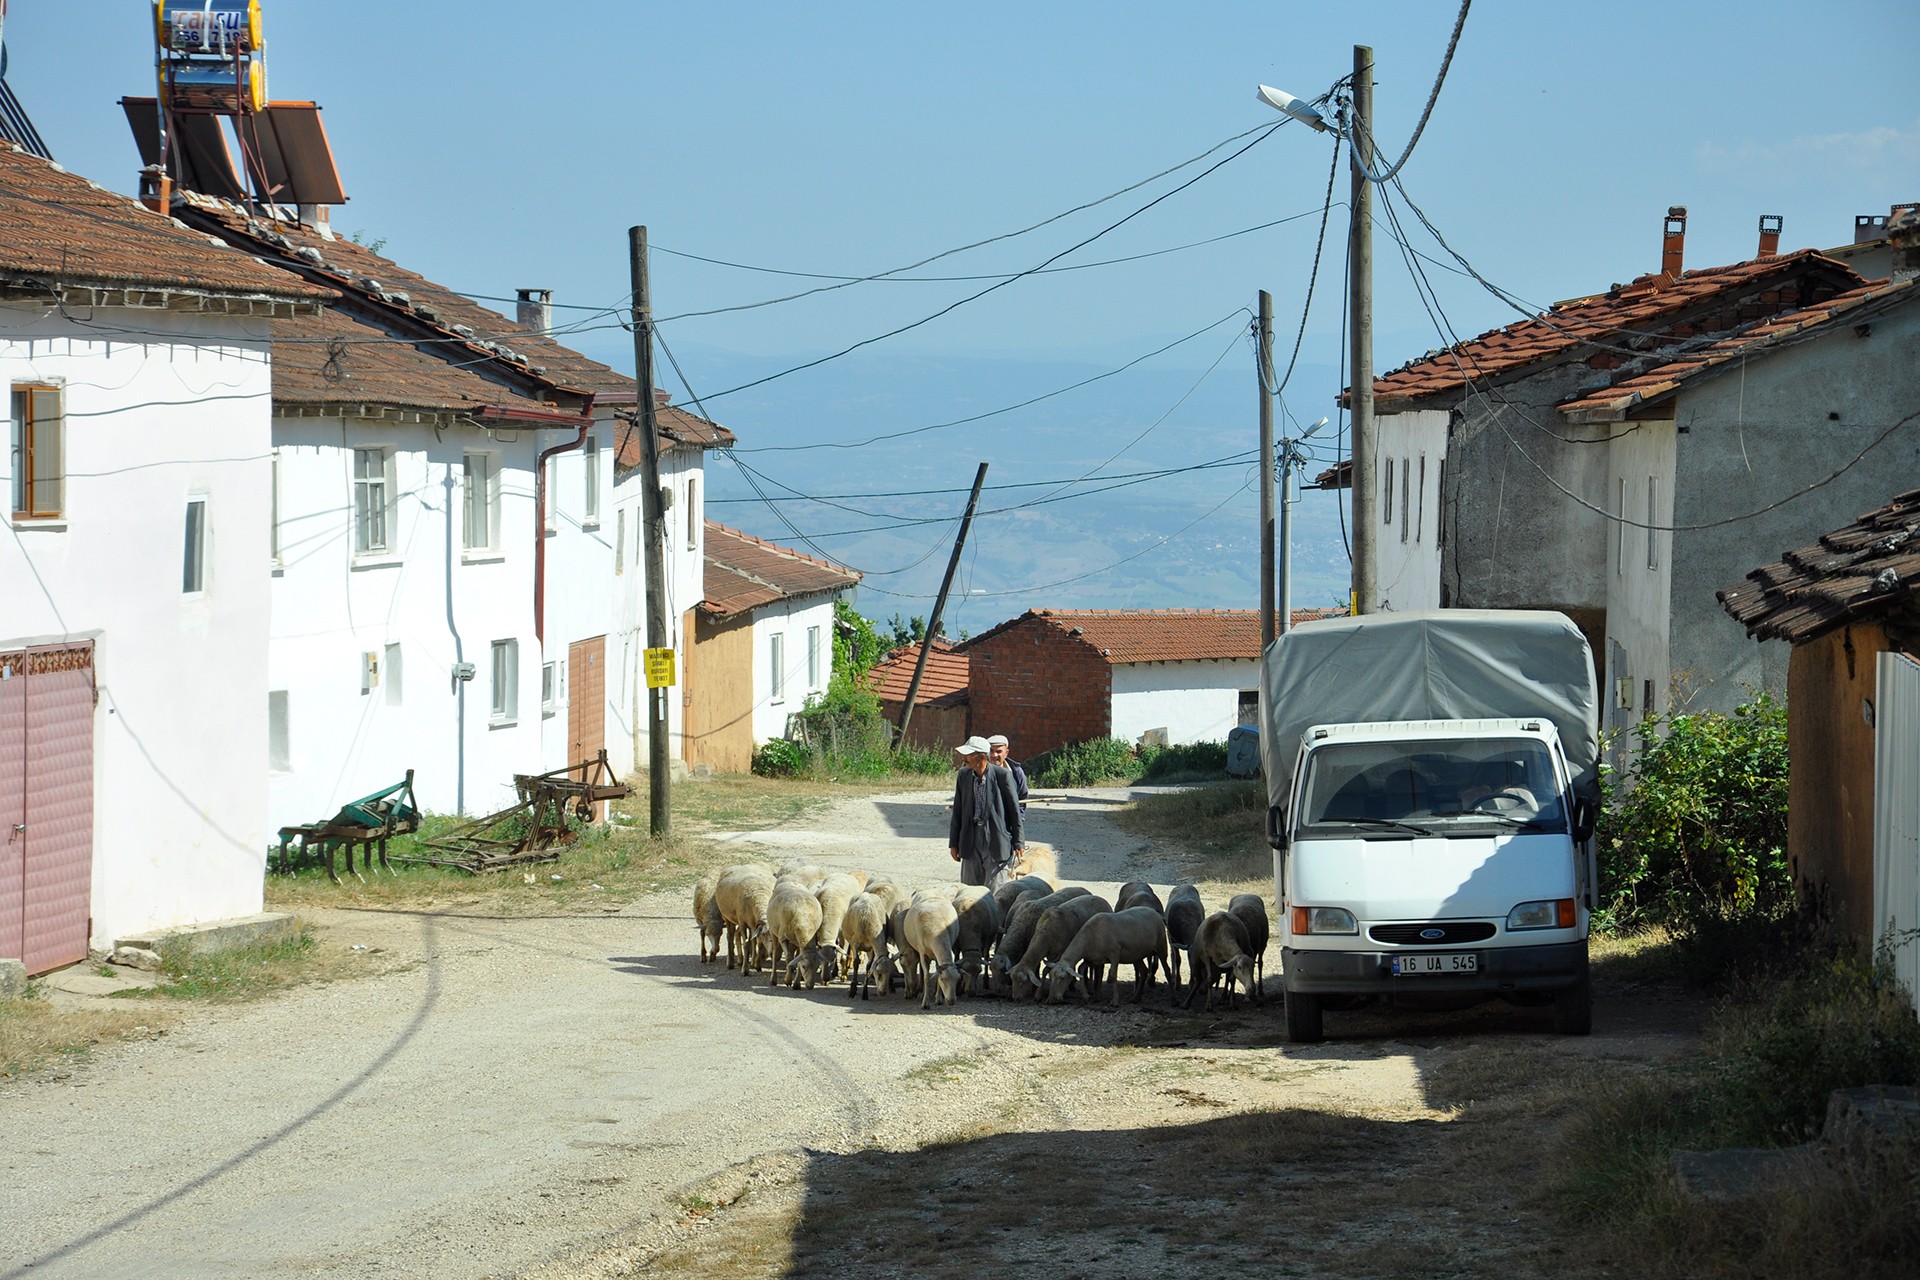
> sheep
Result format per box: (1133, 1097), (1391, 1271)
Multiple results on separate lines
(714, 864), (776, 972)
(950, 885), (1006, 996)
(1043, 906), (1172, 1007)
(991, 886), (1092, 995)
(766, 880), (825, 988)
(992, 874), (1053, 916)
(902, 896), (963, 1010)
(1164, 883), (1205, 993)
(883, 895), (926, 1000)
(840, 891), (889, 999)
(692, 873), (726, 964)
(1115, 881), (1164, 915)
(1007, 895), (1113, 1002)
(1009, 841), (1058, 885)
(810, 872), (863, 981)
(1183, 910), (1257, 1012)
(774, 860), (829, 889)
(1227, 893), (1270, 1002)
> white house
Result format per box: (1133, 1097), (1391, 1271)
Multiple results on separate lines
(685, 522), (862, 773)
(0, 144), (329, 971)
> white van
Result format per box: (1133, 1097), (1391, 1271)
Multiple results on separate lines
(1260, 611), (1600, 1043)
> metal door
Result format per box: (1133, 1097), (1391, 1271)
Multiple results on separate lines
(0, 642), (95, 974)
(567, 636), (607, 821)
(1875, 652), (1920, 1013)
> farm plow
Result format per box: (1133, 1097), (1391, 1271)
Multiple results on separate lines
(388, 751), (632, 875)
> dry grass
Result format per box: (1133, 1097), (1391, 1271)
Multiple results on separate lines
(1109, 780), (1272, 887)
(0, 992), (174, 1080)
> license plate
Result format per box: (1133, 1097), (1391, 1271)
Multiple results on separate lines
(1391, 952), (1478, 976)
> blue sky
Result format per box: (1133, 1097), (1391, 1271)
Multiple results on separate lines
(8, 1), (1917, 620)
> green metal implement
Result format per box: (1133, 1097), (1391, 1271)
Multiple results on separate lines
(274, 770), (423, 883)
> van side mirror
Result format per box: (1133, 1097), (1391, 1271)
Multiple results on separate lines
(1266, 805), (1289, 852)
(1571, 797), (1597, 843)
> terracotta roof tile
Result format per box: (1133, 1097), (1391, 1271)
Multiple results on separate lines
(614, 391), (736, 468)
(1718, 487), (1920, 643)
(868, 638), (970, 703)
(965, 607), (1339, 664)
(0, 144), (329, 306)
(700, 521), (861, 619)
(1369, 251), (1865, 412)
(269, 304), (563, 416)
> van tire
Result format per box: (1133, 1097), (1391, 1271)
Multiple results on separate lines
(1285, 989), (1324, 1043)
(1552, 967), (1592, 1036)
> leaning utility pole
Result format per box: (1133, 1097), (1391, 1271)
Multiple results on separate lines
(1349, 45), (1378, 615)
(895, 462), (989, 748)
(1257, 291), (1277, 650)
(629, 226), (672, 836)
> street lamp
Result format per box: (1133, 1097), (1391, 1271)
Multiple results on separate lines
(1278, 417), (1328, 635)
(1255, 85), (1332, 133)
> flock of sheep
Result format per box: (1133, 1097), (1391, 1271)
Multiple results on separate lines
(690, 843), (1271, 1012)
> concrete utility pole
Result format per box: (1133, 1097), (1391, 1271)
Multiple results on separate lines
(1349, 45), (1378, 615)
(629, 226), (672, 836)
(1257, 291), (1277, 651)
(895, 462), (989, 749)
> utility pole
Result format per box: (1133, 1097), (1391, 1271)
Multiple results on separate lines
(895, 462), (988, 748)
(1257, 291), (1277, 651)
(629, 226), (672, 836)
(1349, 45), (1378, 615)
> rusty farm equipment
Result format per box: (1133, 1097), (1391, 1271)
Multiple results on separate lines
(389, 751), (632, 875)
(274, 771), (423, 884)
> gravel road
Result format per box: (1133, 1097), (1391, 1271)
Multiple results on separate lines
(0, 784), (1695, 1279)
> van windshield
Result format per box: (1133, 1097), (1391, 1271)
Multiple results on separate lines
(1297, 737), (1566, 836)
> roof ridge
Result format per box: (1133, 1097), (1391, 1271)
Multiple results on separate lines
(705, 520), (857, 575)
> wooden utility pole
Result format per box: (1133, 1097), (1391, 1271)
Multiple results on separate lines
(1257, 291), (1277, 651)
(895, 462), (989, 748)
(629, 226), (672, 836)
(1349, 45), (1378, 615)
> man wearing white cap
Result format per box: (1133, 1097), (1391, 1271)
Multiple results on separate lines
(986, 734), (1029, 813)
(949, 735), (1023, 888)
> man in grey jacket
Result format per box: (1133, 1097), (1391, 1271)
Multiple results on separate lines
(948, 735), (1023, 888)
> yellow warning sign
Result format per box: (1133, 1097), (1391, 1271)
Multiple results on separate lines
(644, 648), (677, 689)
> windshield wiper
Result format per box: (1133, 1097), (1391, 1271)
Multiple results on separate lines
(1431, 809), (1559, 831)
(1311, 816), (1436, 837)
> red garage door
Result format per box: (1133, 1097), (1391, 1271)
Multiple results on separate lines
(0, 642), (95, 974)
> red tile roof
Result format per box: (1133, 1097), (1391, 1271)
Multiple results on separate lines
(700, 521), (862, 619)
(868, 638), (969, 703)
(1718, 488), (1920, 644)
(965, 608), (1339, 664)
(1559, 277), (1918, 422)
(0, 144), (329, 308)
(614, 390), (736, 468)
(269, 304), (566, 416)
(1367, 250), (1864, 413)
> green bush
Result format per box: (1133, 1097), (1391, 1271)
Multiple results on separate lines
(1138, 740), (1229, 781)
(751, 738), (810, 778)
(1598, 694), (1789, 944)
(1032, 738), (1137, 787)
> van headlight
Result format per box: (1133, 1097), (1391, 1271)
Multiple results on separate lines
(1291, 905), (1357, 935)
(1506, 899), (1576, 930)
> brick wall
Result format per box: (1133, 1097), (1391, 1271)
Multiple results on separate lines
(967, 617), (1110, 758)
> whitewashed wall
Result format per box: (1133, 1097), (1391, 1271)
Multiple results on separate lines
(1603, 418), (1677, 738)
(1110, 659), (1260, 746)
(608, 444), (706, 771)
(535, 415), (620, 775)
(1371, 409), (1448, 613)
(751, 595), (837, 746)
(1, 307), (274, 947)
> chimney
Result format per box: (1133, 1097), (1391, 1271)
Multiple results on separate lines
(1757, 214), (1782, 258)
(299, 204), (335, 241)
(1856, 213), (1890, 245)
(516, 288), (552, 335)
(1890, 207), (1920, 284)
(1661, 206), (1688, 281)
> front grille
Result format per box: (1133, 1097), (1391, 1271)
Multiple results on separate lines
(1369, 922), (1496, 946)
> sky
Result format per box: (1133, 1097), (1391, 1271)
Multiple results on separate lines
(6, 1), (1918, 628)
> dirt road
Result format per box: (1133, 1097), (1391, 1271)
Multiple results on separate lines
(0, 786), (1696, 1279)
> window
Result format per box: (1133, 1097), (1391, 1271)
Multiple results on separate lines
(543, 454), (559, 533)
(384, 643), (403, 707)
(1399, 461), (1410, 545)
(352, 447), (393, 555)
(1383, 457), (1395, 525)
(490, 638), (519, 723)
(1415, 455), (1426, 544)
(686, 477), (699, 550)
(1616, 477), (1627, 576)
(9, 383), (62, 519)
(268, 691), (291, 773)
(463, 452), (498, 551)
(807, 625), (821, 689)
(542, 661), (558, 716)
(1646, 476), (1659, 570)
(614, 508), (626, 574)
(270, 449), (282, 565)
(769, 633), (785, 702)
(582, 438), (600, 527)
(182, 496), (207, 593)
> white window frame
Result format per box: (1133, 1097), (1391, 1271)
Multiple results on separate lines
(807, 625), (821, 690)
(268, 690), (292, 773)
(1383, 457), (1395, 526)
(1616, 477), (1627, 576)
(542, 660), (558, 717)
(1415, 455), (1426, 544)
(1399, 460), (1411, 545)
(269, 448), (282, 566)
(490, 638), (519, 725)
(384, 643), (403, 708)
(1646, 476), (1660, 571)
(686, 477), (699, 550)
(582, 437), (600, 528)
(352, 446), (395, 557)
(769, 632), (785, 703)
(183, 495), (208, 594)
(614, 508), (626, 574)
(463, 451), (500, 554)
(10, 382), (64, 521)
(543, 454), (559, 534)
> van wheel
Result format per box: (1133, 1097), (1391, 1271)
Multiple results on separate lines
(1285, 989), (1323, 1043)
(1553, 968), (1592, 1036)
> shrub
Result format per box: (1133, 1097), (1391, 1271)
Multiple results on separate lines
(751, 738), (809, 778)
(1138, 740), (1229, 781)
(1032, 738), (1137, 787)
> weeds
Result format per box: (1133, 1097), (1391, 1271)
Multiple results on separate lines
(0, 995), (165, 1080)
(1110, 780), (1269, 882)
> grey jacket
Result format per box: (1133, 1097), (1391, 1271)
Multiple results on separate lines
(949, 762), (1023, 886)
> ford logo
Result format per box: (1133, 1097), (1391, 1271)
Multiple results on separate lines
(1419, 928), (1446, 940)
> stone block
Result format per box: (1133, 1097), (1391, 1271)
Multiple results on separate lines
(108, 947), (163, 971)
(0, 958), (26, 1000)
(116, 911), (298, 957)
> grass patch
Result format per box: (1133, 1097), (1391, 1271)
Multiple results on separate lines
(1110, 780), (1269, 882)
(902, 1051), (981, 1085)
(0, 993), (169, 1080)
(110, 921), (398, 1003)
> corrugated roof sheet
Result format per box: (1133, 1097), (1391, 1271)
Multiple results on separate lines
(1368, 250), (1864, 412)
(0, 143), (329, 305)
(700, 521), (861, 619)
(965, 607), (1340, 665)
(868, 638), (969, 703)
(1559, 277), (1918, 421)
(1718, 487), (1920, 643)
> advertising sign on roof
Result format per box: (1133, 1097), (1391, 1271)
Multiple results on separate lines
(158, 1), (262, 55)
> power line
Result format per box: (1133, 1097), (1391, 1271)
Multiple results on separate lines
(1352, 0), (1471, 185)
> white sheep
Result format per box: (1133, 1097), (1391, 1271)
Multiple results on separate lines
(691, 873), (725, 964)
(1007, 895), (1112, 1002)
(992, 886), (1092, 995)
(1164, 883), (1205, 993)
(1183, 910), (1256, 1012)
(810, 872), (864, 981)
(950, 885), (1006, 996)
(766, 879), (825, 988)
(840, 891), (889, 999)
(714, 864), (775, 972)
(902, 896), (963, 1010)
(1227, 893), (1270, 1002)
(1043, 906), (1172, 1006)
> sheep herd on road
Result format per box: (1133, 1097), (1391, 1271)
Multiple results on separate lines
(690, 843), (1269, 1013)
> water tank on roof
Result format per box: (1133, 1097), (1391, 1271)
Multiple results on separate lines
(157, 1), (264, 55)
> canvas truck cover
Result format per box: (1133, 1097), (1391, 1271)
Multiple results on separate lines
(1260, 609), (1600, 810)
